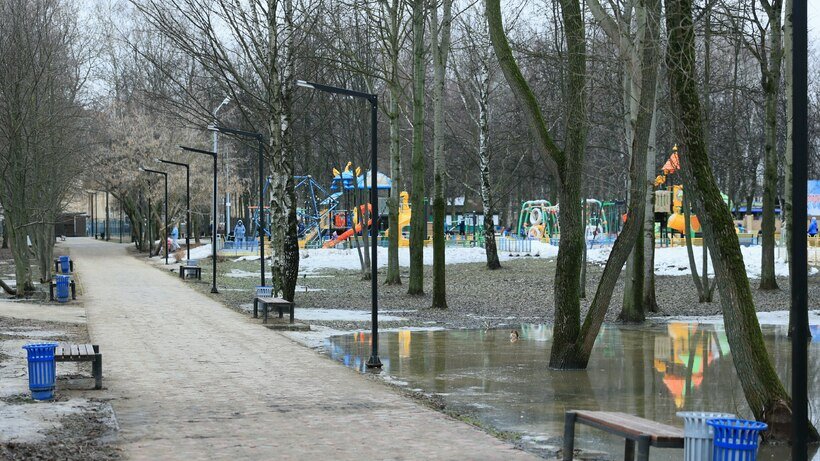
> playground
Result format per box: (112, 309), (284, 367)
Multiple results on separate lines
(3, 145), (813, 459)
(5, 0), (820, 456)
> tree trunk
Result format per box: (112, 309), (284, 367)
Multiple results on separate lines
(549, 0), (588, 367)
(759, 0), (783, 291)
(33, 220), (55, 283)
(7, 216), (34, 297)
(784, 0), (793, 273)
(642, 99), (660, 312)
(478, 56), (501, 270)
(268, 0), (301, 301)
(430, 0), (453, 307)
(486, 0), (586, 367)
(684, 193), (706, 299)
(620, 230), (645, 322)
(571, 0), (659, 366)
(665, 0), (817, 440)
(1, 215), (7, 249)
(408, 0), (426, 296)
(385, 81), (402, 285)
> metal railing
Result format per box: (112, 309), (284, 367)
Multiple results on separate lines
(497, 236), (532, 253)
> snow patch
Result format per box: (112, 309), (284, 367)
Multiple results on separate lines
(297, 242), (559, 272)
(588, 245), (814, 279)
(295, 309), (406, 322)
(650, 310), (820, 326)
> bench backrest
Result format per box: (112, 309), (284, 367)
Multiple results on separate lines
(256, 286), (273, 297)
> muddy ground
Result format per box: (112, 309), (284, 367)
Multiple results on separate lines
(170, 251), (809, 332)
(0, 250), (119, 461)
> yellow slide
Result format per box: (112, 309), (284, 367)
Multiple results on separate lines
(384, 191), (411, 247)
(298, 227), (319, 249)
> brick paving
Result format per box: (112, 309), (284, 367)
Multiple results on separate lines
(69, 239), (539, 460)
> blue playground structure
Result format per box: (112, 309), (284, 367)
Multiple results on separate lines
(296, 175), (339, 248)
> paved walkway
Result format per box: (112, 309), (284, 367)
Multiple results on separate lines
(69, 239), (538, 460)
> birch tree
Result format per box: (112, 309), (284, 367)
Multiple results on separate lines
(453, 11), (501, 270)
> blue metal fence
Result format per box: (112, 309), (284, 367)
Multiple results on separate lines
(497, 237), (532, 253)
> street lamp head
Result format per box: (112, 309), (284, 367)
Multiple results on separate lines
(214, 97), (231, 117)
(138, 166), (145, 172)
(296, 80), (315, 89)
(206, 124), (218, 132)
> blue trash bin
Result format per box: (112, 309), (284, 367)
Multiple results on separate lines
(707, 418), (767, 461)
(59, 255), (70, 273)
(22, 342), (58, 400)
(55, 275), (70, 303)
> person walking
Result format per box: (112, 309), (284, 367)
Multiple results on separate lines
(234, 220), (246, 249)
(808, 217), (818, 237)
(170, 224), (181, 251)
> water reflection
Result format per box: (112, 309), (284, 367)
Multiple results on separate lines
(326, 324), (820, 460)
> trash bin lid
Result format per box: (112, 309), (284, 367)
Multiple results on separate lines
(22, 342), (58, 350)
(706, 418), (768, 432)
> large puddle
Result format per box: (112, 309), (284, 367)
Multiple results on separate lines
(326, 323), (820, 460)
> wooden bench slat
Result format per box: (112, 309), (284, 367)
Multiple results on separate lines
(573, 410), (683, 442)
(577, 412), (682, 436)
(256, 297), (291, 304)
(70, 345), (79, 356)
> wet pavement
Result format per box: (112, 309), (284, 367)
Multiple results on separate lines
(327, 324), (820, 460)
(68, 238), (538, 460)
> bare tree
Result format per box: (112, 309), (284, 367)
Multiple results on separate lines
(666, 0), (817, 439)
(0, 0), (89, 295)
(132, 0), (303, 299)
(407, 0), (427, 295)
(452, 10), (502, 269)
(430, 0), (453, 308)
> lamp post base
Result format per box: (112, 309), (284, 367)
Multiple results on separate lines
(365, 355), (382, 368)
(211, 287), (219, 294)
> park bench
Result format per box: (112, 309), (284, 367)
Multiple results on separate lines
(49, 278), (76, 301)
(53, 257), (74, 273)
(55, 344), (102, 390)
(563, 410), (684, 461)
(737, 232), (757, 246)
(179, 259), (202, 280)
(253, 286), (294, 324)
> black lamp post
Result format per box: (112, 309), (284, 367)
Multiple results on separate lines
(140, 167), (169, 265)
(180, 146), (219, 293)
(158, 158), (191, 263)
(119, 195), (123, 244)
(88, 192), (94, 238)
(105, 191), (110, 241)
(296, 79), (381, 369)
(143, 189), (151, 255)
(792, 0), (808, 458)
(206, 125), (266, 288)
(89, 192), (97, 238)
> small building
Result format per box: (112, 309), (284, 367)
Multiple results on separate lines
(55, 212), (87, 237)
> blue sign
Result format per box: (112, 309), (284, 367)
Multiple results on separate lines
(809, 181), (820, 216)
